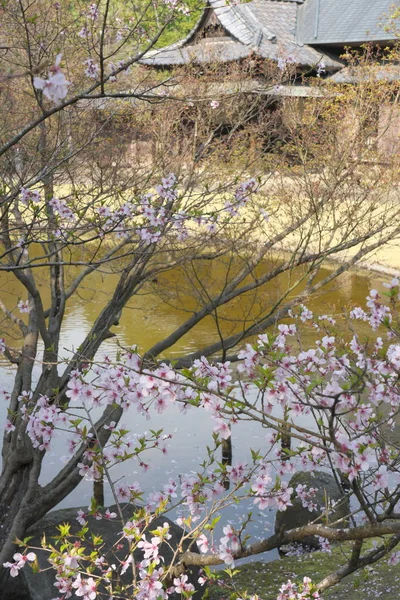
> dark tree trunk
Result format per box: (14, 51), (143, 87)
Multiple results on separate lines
(0, 440), (43, 566)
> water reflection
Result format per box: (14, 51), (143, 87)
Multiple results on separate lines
(0, 255), (381, 361)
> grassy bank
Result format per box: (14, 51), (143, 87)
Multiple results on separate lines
(207, 543), (400, 599)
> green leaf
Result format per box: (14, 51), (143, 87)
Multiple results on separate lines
(56, 523), (71, 537)
(91, 533), (103, 546)
(250, 448), (262, 462)
(205, 515), (221, 531)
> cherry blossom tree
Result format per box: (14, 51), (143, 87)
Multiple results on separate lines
(5, 281), (400, 599)
(1, 2), (400, 598)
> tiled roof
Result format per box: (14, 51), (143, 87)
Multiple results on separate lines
(298, 0), (396, 45)
(233, 0), (340, 69)
(140, 38), (251, 66)
(141, 0), (343, 70)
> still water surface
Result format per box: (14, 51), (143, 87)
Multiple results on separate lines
(0, 263), (388, 560)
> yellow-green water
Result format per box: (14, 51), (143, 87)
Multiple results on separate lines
(0, 257), (385, 363)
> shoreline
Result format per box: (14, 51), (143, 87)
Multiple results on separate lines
(353, 257), (400, 278)
(275, 241), (400, 281)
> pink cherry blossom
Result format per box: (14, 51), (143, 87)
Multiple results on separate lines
(33, 54), (70, 104)
(213, 418), (231, 439)
(173, 574), (195, 594)
(84, 58), (99, 79)
(72, 574), (97, 600)
(196, 534), (209, 554)
(3, 552), (36, 577)
(17, 300), (30, 313)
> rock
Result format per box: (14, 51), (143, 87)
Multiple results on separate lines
(0, 569), (30, 600)
(14, 504), (202, 600)
(274, 471), (350, 550)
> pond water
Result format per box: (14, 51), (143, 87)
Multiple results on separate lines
(0, 262), (389, 562)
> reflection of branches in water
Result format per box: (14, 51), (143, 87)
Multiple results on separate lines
(222, 436), (233, 490)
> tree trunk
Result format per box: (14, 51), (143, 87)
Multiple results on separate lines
(0, 440), (43, 566)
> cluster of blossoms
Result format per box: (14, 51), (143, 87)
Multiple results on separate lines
(163, 0), (190, 14)
(251, 465), (292, 511)
(84, 58), (99, 79)
(137, 522), (172, 567)
(22, 173), (250, 248)
(72, 575), (97, 600)
(224, 177), (257, 216)
(17, 299), (30, 313)
(317, 537), (331, 554)
(316, 61), (326, 77)
(48, 197), (75, 222)
(25, 395), (67, 451)
(277, 54), (297, 71)
(92, 176), (175, 243)
(76, 507), (117, 526)
(278, 577), (323, 600)
(350, 287), (392, 330)
(43, 517), (197, 600)
(388, 551), (400, 566)
(17, 339), (311, 574)
(20, 187), (41, 205)
(237, 324), (296, 379)
(33, 54), (70, 104)
(18, 189), (74, 231)
(77, 4), (100, 36)
(95, 200), (136, 237)
(295, 484), (318, 513)
(179, 471), (225, 516)
(136, 566), (166, 600)
(89, 174), (258, 245)
(232, 289), (400, 496)
(78, 25), (89, 38)
(87, 2), (99, 19)
(3, 552), (36, 578)
(218, 524), (240, 566)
